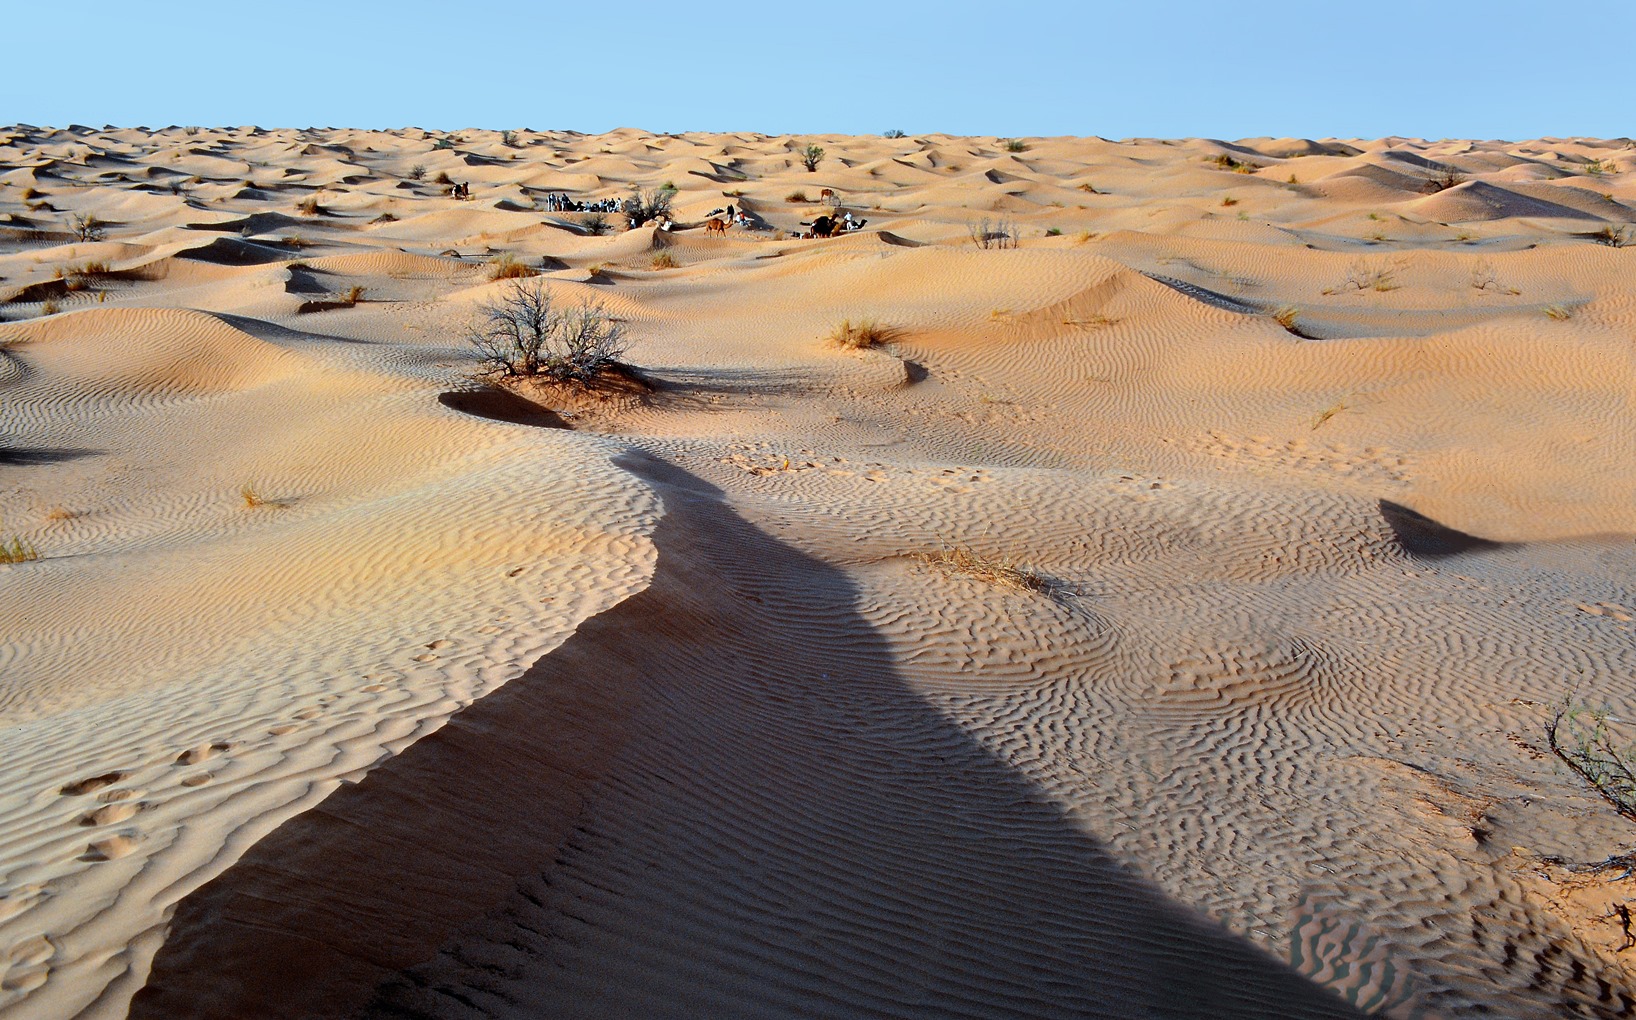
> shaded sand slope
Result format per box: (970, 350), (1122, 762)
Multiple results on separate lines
(133, 453), (1365, 1020)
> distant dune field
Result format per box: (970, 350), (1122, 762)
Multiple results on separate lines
(2, 125), (1634, 1018)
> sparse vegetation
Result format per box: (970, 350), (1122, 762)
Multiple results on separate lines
(1590, 225), (1632, 248)
(283, 234), (307, 249)
(408, 164), (426, 181)
(800, 143), (825, 172)
(434, 171), (452, 186)
(920, 546), (1076, 601)
(1311, 402), (1346, 430)
(785, 190), (811, 203)
(1544, 304), (1573, 321)
(38, 299), (60, 316)
(70, 213), (105, 241)
(582, 212), (610, 236)
(1584, 158), (1615, 177)
(968, 218), (1019, 250)
(501, 130), (518, 148)
(1079, 182), (1099, 193)
(0, 534), (39, 564)
(240, 482), (267, 509)
(1272, 305), (1302, 333)
(343, 285), (365, 305)
(1002, 138), (1029, 153)
(1045, 227), (1063, 236)
(1470, 261), (1520, 294)
(370, 212), (398, 224)
(650, 250), (679, 270)
(1221, 196), (1239, 207)
(488, 253), (539, 280)
(466, 278), (629, 382)
(1324, 259), (1399, 294)
(1424, 168), (1467, 193)
(433, 137), (455, 151)
(1075, 230), (1095, 244)
(622, 185), (675, 228)
(1549, 701), (1636, 826)
(884, 128), (907, 139)
(44, 506), (76, 522)
(826, 318), (901, 350)
(296, 195), (323, 216)
(1208, 153), (1261, 174)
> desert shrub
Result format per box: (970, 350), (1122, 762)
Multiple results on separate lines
(488, 253), (538, 280)
(343, 285), (365, 305)
(1079, 182), (1099, 193)
(582, 212), (609, 235)
(408, 164), (426, 180)
(884, 128), (907, 139)
(71, 213), (105, 241)
(371, 212), (398, 224)
(297, 195), (323, 216)
(1075, 230), (1095, 244)
(1002, 138), (1028, 153)
(466, 278), (628, 382)
(785, 190), (810, 203)
(1591, 225), (1632, 248)
(1470, 261), (1519, 294)
(800, 143), (824, 172)
(1584, 158), (1614, 177)
(433, 137), (455, 150)
(650, 250), (679, 270)
(501, 130), (518, 148)
(434, 171), (452, 185)
(1424, 168), (1467, 193)
(1208, 153), (1261, 174)
(1045, 227), (1063, 236)
(968, 217), (1018, 250)
(240, 483), (265, 508)
(622, 185), (675, 228)
(38, 299), (60, 316)
(1550, 702), (1636, 825)
(825, 318), (900, 349)
(1544, 305), (1573, 321)
(1325, 258), (1398, 294)
(920, 546), (1074, 600)
(1221, 195), (1239, 207)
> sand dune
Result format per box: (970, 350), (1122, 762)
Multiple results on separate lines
(3, 126), (1635, 1018)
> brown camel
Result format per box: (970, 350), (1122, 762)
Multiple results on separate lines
(705, 218), (728, 236)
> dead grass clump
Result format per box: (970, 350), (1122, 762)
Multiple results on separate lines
(1311, 402), (1347, 430)
(44, 506), (77, 521)
(1221, 195), (1239, 207)
(407, 164), (426, 181)
(433, 171), (453, 186)
(649, 251), (679, 270)
(70, 213), (105, 241)
(1544, 304), (1573, 321)
(968, 218), (1018, 250)
(489, 254), (539, 280)
(370, 212), (398, 224)
(1075, 230), (1095, 244)
(1272, 305), (1302, 333)
(1208, 153), (1261, 174)
(38, 299), (60, 316)
(1590, 225), (1632, 248)
(240, 482), (266, 508)
(0, 535), (39, 564)
(1423, 168), (1467, 193)
(825, 318), (900, 350)
(921, 546), (1074, 600)
(1470, 261), (1520, 294)
(1324, 259), (1399, 294)
(785, 190), (811, 203)
(296, 195), (324, 216)
(343, 285), (365, 305)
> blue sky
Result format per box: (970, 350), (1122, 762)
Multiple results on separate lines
(13, 1), (1631, 140)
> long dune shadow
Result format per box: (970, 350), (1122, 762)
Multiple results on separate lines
(0, 445), (99, 466)
(131, 451), (1365, 1020)
(1380, 499), (1507, 558)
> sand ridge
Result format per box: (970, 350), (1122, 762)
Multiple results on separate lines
(3, 125), (1635, 1017)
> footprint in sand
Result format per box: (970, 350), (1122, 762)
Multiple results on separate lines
(79, 834), (139, 862)
(59, 772), (127, 796)
(179, 774), (212, 787)
(173, 742), (230, 766)
(77, 801), (143, 827)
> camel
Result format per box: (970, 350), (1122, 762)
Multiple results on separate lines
(809, 215), (838, 238)
(820, 188), (837, 205)
(705, 217), (729, 236)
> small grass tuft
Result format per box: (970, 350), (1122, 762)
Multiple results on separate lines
(920, 546), (1075, 600)
(0, 535), (39, 564)
(343, 285), (365, 305)
(1272, 305), (1301, 332)
(1544, 304), (1573, 321)
(1002, 138), (1029, 153)
(785, 190), (811, 203)
(825, 318), (900, 350)
(649, 250), (679, 270)
(1311, 402), (1347, 430)
(1045, 226), (1063, 236)
(44, 506), (77, 522)
(240, 482), (266, 509)
(1221, 196), (1239, 207)
(296, 195), (323, 216)
(489, 254), (539, 281)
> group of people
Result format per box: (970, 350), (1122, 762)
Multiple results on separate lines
(541, 193), (620, 213)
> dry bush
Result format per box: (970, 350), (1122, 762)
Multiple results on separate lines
(1003, 139), (1029, 153)
(1549, 702), (1636, 826)
(920, 546), (1075, 600)
(800, 143), (824, 172)
(968, 218), (1018, 250)
(884, 128), (907, 139)
(1544, 304), (1573, 321)
(1423, 167), (1467, 193)
(1075, 230), (1095, 244)
(1591, 225), (1632, 248)
(1311, 402), (1346, 430)
(343, 285), (365, 305)
(1272, 305), (1302, 332)
(1208, 153), (1261, 174)
(370, 212), (397, 224)
(649, 251), (679, 270)
(1221, 195), (1239, 207)
(1325, 259), (1399, 294)
(296, 195), (323, 216)
(38, 299), (60, 316)
(434, 171), (452, 185)
(825, 318), (901, 350)
(488, 253), (539, 280)
(581, 212), (610, 236)
(785, 190), (811, 203)
(467, 278), (629, 382)
(501, 130), (518, 148)
(622, 185), (675, 228)
(408, 164), (426, 181)
(70, 213), (105, 241)
(239, 483), (265, 509)
(44, 506), (77, 521)
(1470, 261), (1519, 294)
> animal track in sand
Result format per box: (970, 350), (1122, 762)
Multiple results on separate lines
(173, 742), (230, 766)
(1186, 432), (1412, 485)
(1574, 601), (1633, 624)
(59, 772), (127, 796)
(77, 801), (143, 827)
